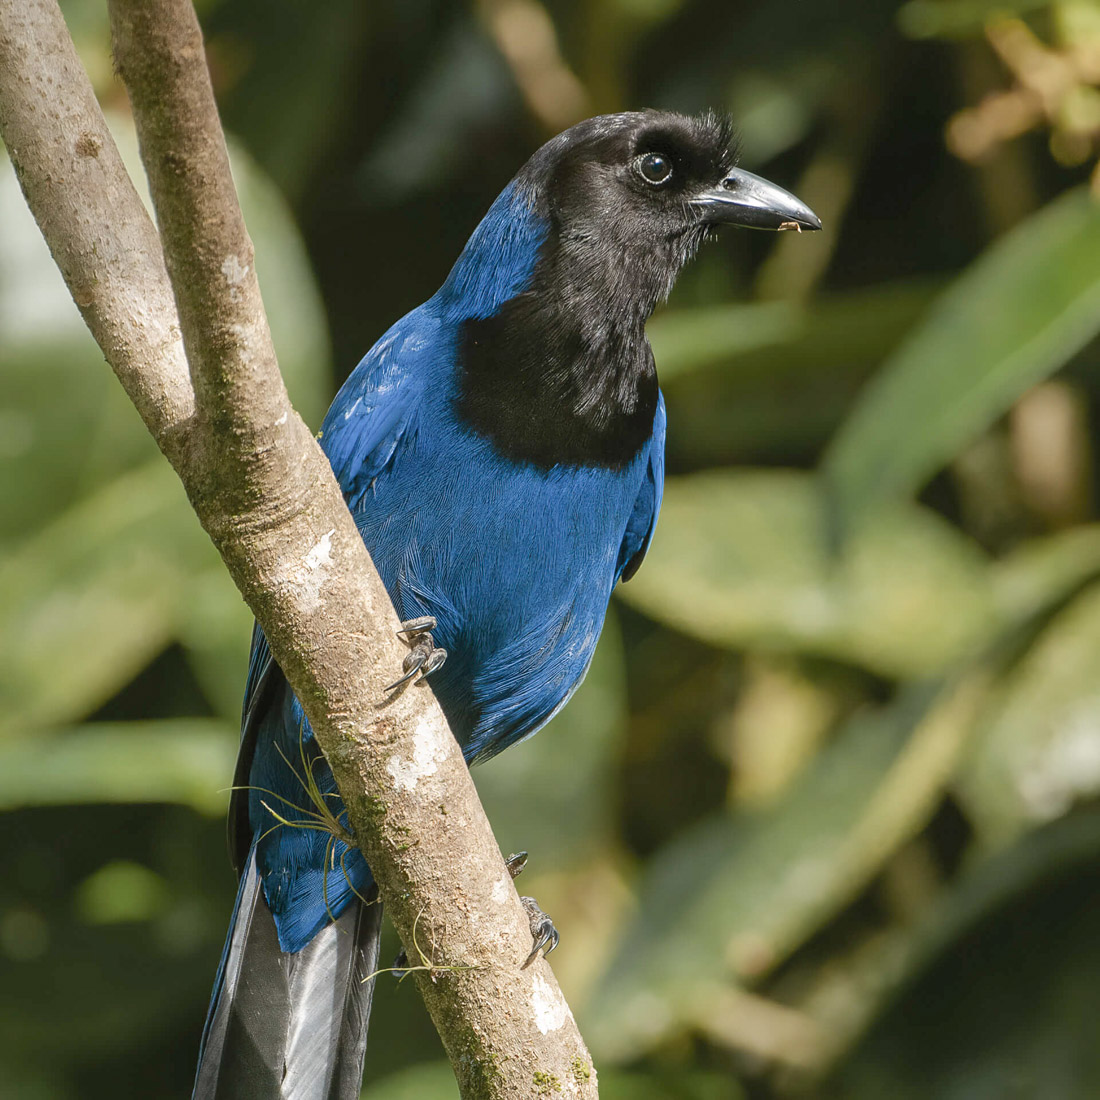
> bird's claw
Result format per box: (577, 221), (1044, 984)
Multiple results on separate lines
(506, 851), (559, 967)
(392, 947), (408, 980)
(396, 615), (436, 636)
(392, 852), (558, 972)
(520, 895), (559, 968)
(386, 618), (447, 691)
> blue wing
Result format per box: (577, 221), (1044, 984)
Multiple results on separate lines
(617, 390), (666, 583)
(235, 306), (436, 737)
(318, 307), (438, 513)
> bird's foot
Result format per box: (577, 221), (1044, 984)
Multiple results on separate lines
(396, 615), (437, 637)
(391, 947), (408, 979)
(520, 896), (560, 968)
(505, 851), (560, 968)
(389, 852), (559, 975)
(386, 617), (447, 691)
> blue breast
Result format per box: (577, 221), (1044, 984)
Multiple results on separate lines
(354, 351), (650, 763)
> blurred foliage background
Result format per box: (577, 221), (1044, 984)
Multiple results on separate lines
(3, 0), (1100, 1096)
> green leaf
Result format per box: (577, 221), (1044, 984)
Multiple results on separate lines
(803, 806), (1100, 1082)
(957, 581), (1100, 848)
(830, 807), (1100, 1100)
(898, 0), (1049, 40)
(75, 861), (172, 925)
(586, 676), (987, 1062)
(0, 340), (162, 543)
(653, 280), (937, 384)
(653, 282), (938, 468)
(0, 719), (236, 814)
(824, 187), (1100, 532)
(0, 116), (332, 729)
(620, 470), (994, 678)
(231, 137), (333, 428)
(990, 524), (1100, 626)
(648, 301), (799, 379)
(3, 108), (332, 404)
(179, 569), (255, 724)
(0, 462), (216, 734)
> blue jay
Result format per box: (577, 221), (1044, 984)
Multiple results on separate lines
(194, 110), (819, 1098)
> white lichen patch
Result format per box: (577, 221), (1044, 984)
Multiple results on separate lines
(221, 254), (250, 302)
(491, 873), (512, 905)
(273, 528), (335, 613)
(221, 253), (250, 284)
(530, 972), (571, 1035)
(304, 529), (334, 572)
(386, 716), (449, 792)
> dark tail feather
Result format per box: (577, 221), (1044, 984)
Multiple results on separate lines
(194, 845), (383, 1100)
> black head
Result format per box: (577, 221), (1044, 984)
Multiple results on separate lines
(454, 110), (819, 471)
(515, 109), (820, 316)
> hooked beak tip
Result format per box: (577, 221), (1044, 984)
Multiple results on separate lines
(694, 167), (822, 233)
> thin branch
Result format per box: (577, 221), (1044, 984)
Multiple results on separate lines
(0, 0), (193, 462)
(0, 0), (597, 1094)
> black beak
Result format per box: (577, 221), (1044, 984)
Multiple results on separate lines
(692, 167), (822, 232)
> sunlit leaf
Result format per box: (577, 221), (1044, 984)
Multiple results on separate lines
(0, 719), (236, 814)
(0, 463), (216, 735)
(824, 187), (1100, 531)
(898, 0), (1049, 39)
(957, 582), (1100, 847)
(658, 281), (940, 468)
(586, 676), (988, 1062)
(990, 524), (1100, 625)
(620, 470), (994, 678)
(75, 860), (172, 925)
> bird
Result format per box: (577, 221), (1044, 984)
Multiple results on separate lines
(192, 109), (820, 1099)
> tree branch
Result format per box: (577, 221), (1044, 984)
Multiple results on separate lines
(0, 0), (193, 461)
(0, 0), (598, 1094)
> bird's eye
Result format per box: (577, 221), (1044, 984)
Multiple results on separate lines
(636, 152), (673, 185)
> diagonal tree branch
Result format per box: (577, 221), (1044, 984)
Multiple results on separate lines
(0, 0), (193, 460)
(0, 0), (598, 1095)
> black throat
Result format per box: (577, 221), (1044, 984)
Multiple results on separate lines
(454, 231), (665, 471)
